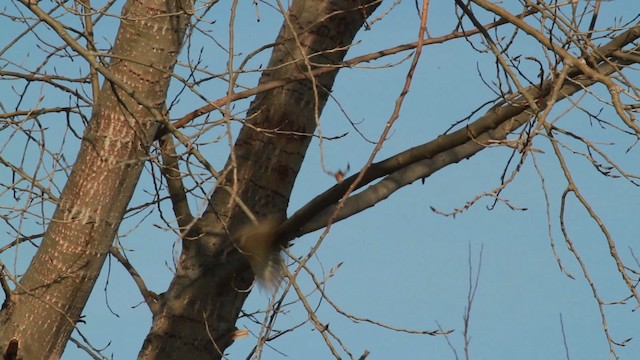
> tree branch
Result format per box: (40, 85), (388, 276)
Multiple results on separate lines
(280, 24), (640, 239)
(158, 6), (540, 138)
(109, 247), (160, 314)
(159, 135), (194, 229)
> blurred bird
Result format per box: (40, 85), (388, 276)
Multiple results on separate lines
(235, 218), (284, 293)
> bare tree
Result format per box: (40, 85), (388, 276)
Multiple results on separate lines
(0, 0), (638, 359)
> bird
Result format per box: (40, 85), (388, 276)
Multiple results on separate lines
(235, 218), (284, 293)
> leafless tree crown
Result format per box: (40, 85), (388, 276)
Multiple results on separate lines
(0, 0), (639, 359)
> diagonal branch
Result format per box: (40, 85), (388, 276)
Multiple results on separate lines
(280, 24), (640, 240)
(109, 246), (160, 314)
(470, 0), (640, 135)
(159, 135), (194, 230)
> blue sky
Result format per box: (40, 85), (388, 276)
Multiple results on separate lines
(1, 0), (639, 359)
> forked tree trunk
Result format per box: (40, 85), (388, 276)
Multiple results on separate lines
(137, 1), (379, 359)
(0, 1), (192, 358)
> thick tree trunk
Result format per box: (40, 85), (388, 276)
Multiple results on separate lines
(138, 1), (379, 359)
(0, 1), (191, 358)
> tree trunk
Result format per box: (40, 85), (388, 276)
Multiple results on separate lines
(138, 1), (379, 359)
(0, 1), (191, 358)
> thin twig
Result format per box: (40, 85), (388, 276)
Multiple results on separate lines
(109, 246), (159, 313)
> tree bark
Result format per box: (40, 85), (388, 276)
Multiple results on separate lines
(137, 1), (379, 359)
(0, 1), (191, 358)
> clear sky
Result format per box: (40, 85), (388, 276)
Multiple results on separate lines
(1, 1), (639, 359)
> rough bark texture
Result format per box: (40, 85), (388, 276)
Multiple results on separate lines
(0, 1), (191, 358)
(137, 1), (379, 359)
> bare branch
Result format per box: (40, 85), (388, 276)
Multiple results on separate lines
(109, 247), (159, 314)
(159, 135), (194, 229)
(284, 26), (640, 237)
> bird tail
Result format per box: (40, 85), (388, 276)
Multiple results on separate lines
(254, 250), (284, 294)
(236, 219), (284, 293)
